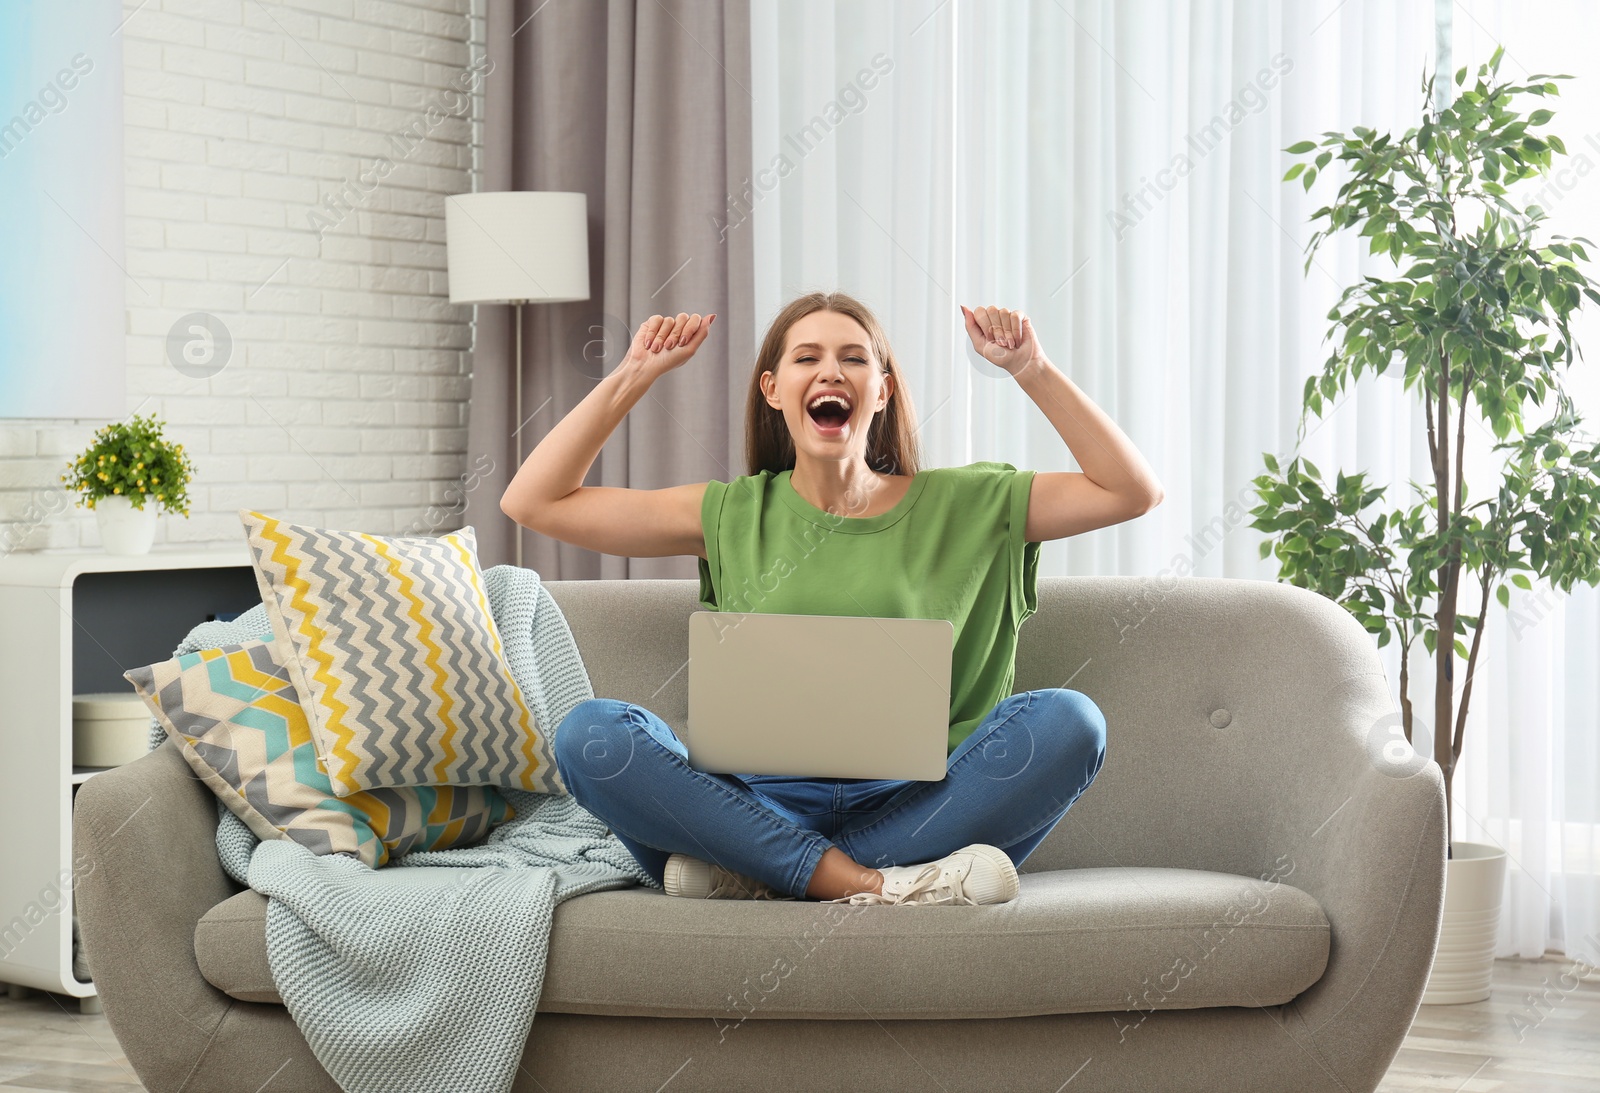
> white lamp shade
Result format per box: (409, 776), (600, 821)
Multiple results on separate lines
(445, 191), (591, 305)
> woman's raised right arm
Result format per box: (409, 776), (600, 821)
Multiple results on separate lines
(500, 312), (716, 560)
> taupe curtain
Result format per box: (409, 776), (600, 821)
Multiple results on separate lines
(464, 0), (755, 577)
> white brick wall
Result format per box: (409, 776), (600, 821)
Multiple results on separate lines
(0, 0), (486, 553)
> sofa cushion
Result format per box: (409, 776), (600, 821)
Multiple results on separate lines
(237, 509), (564, 797)
(195, 866), (1329, 1018)
(125, 640), (514, 869)
(195, 889), (280, 1005)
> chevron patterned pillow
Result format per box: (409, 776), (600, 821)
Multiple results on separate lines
(124, 640), (514, 869)
(237, 509), (565, 797)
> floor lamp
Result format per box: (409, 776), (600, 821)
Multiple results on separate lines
(445, 192), (590, 568)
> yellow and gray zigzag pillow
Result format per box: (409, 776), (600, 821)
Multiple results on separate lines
(124, 640), (513, 869)
(239, 510), (564, 798)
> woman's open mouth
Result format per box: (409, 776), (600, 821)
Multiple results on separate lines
(806, 394), (852, 438)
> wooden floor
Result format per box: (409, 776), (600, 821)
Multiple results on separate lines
(1376, 957), (1600, 1092)
(0, 958), (1594, 1090)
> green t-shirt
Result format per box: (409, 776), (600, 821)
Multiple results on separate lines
(697, 460), (1041, 755)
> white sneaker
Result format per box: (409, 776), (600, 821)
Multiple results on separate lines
(824, 844), (1020, 906)
(662, 854), (794, 900)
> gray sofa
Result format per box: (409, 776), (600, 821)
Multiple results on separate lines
(74, 575), (1445, 1093)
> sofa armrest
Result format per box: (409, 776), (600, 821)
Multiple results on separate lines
(1010, 578), (1446, 1088)
(73, 740), (240, 1091)
(1273, 674), (1447, 1087)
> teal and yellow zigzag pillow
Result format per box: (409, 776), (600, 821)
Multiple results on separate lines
(238, 510), (563, 797)
(124, 639), (514, 869)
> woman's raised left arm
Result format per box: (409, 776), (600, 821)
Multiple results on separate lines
(961, 304), (1164, 542)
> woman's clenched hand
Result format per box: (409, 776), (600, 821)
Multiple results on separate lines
(625, 312), (716, 379)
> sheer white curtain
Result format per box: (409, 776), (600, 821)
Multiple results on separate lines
(747, 0), (959, 467)
(750, 0), (1600, 963)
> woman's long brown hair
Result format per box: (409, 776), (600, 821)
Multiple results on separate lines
(742, 291), (923, 478)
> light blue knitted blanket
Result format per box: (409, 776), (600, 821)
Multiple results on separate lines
(148, 564), (657, 1093)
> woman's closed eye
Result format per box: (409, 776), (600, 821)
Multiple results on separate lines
(797, 356), (867, 364)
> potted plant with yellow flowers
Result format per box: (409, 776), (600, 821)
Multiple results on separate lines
(61, 414), (196, 555)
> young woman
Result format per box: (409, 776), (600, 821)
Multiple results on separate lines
(501, 292), (1163, 906)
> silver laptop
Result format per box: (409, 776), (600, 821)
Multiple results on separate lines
(684, 611), (953, 781)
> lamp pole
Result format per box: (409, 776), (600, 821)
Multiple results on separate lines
(513, 299), (525, 569)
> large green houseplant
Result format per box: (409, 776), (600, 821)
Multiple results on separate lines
(1251, 46), (1600, 853)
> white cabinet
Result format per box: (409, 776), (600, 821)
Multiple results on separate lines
(0, 547), (258, 1011)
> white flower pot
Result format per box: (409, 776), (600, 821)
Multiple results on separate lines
(1421, 840), (1508, 1004)
(93, 495), (158, 555)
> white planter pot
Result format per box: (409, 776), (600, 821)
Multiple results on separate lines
(1421, 840), (1508, 1004)
(93, 495), (158, 555)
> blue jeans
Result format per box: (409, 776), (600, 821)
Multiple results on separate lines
(552, 688), (1108, 899)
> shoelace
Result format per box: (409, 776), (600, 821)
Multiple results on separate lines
(823, 861), (979, 907)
